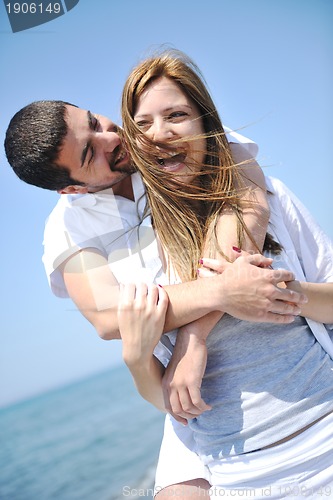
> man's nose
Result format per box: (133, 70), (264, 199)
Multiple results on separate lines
(97, 131), (121, 152)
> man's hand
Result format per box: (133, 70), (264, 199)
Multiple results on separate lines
(162, 327), (212, 421)
(199, 254), (308, 323)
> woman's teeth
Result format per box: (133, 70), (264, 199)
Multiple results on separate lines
(157, 153), (186, 169)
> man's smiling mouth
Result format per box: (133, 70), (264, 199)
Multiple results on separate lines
(115, 148), (127, 164)
(109, 145), (132, 173)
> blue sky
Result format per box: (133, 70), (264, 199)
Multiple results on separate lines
(0, 0), (332, 407)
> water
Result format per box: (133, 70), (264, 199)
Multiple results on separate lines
(0, 364), (165, 500)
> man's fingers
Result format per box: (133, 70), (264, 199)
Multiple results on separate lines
(197, 267), (216, 278)
(260, 286), (309, 321)
(200, 257), (230, 273)
(200, 254), (274, 273)
(259, 312), (297, 324)
(245, 253), (274, 268)
(274, 284), (308, 306)
(271, 268), (295, 284)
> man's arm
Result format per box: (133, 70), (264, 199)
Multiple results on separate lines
(61, 249), (121, 339)
(62, 249), (306, 340)
(61, 249), (224, 339)
(61, 147), (306, 341)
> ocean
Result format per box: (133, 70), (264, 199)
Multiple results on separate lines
(0, 364), (165, 500)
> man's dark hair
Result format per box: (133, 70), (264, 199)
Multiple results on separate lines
(4, 100), (85, 191)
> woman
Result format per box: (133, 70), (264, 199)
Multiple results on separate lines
(119, 50), (333, 498)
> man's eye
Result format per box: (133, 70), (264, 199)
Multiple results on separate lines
(87, 145), (95, 166)
(92, 116), (100, 130)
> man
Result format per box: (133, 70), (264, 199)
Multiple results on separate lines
(5, 100), (306, 343)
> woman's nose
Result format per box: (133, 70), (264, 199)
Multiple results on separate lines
(149, 120), (174, 142)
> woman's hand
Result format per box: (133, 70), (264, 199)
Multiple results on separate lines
(162, 326), (212, 421)
(118, 283), (169, 367)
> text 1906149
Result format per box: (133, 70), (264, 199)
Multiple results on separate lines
(6, 3), (61, 14)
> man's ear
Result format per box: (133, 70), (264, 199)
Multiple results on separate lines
(57, 185), (89, 195)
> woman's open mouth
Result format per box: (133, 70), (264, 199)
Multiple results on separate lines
(156, 152), (187, 171)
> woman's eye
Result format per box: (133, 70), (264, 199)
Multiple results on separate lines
(168, 111), (187, 120)
(135, 121), (150, 129)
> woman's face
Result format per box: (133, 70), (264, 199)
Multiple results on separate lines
(133, 76), (206, 184)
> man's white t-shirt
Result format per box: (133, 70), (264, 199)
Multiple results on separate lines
(43, 172), (163, 297)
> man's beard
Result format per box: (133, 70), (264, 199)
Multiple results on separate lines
(110, 161), (136, 175)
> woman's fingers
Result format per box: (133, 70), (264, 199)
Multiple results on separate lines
(120, 282), (166, 307)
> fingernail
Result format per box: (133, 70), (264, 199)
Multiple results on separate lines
(199, 258), (203, 265)
(157, 284), (163, 288)
(232, 246), (241, 253)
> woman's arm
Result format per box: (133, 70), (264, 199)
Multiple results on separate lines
(162, 144), (271, 417)
(118, 282), (199, 423)
(118, 282), (167, 411)
(285, 281), (333, 323)
(214, 141), (270, 259)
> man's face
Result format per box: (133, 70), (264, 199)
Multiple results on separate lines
(57, 105), (134, 194)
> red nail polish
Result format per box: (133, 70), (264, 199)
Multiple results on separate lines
(232, 246), (241, 253)
(158, 284), (163, 288)
(199, 258), (203, 265)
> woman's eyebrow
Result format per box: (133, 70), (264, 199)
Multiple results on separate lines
(135, 104), (192, 119)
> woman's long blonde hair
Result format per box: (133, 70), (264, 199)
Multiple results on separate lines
(122, 49), (258, 281)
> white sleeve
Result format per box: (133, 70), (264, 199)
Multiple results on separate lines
(153, 332), (177, 368)
(42, 206), (82, 298)
(42, 202), (109, 298)
(267, 177), (333, 354)
(267, 176), (333, 284)
(224, 125), (259, 158)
